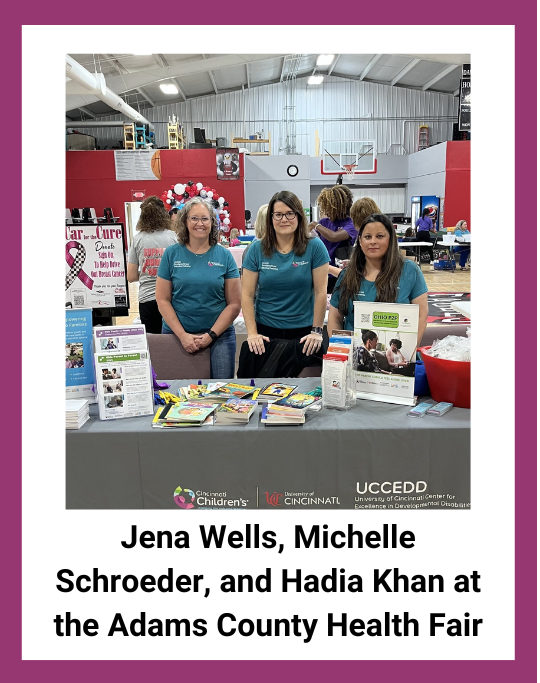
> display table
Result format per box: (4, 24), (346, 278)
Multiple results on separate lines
(66, 378), (470, 510)
(451, 301), (471, 319)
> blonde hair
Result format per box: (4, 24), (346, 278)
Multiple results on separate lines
(175, 197), (219, 246)
(350, 197), (382, 229)
(253, 204), (268, 239)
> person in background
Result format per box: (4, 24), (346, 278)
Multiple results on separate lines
(156, 197), (241, 379)
(327, 214), (428, 344)
(308, 185), (356, 293)
(127, 196), (177, 334)
(453, 219), (471, 271)
(242, 204), (268, 266)
(386, 338), (408, 368)
(242, 190), (329, 358)
(350, 197), (382, 231)
(415, 207), (435, 263)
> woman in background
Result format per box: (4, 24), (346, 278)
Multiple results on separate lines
(242, 203), (268, 266)
(453, 219), (471, 271)
(386, 338), (408, 368)
(415, 207), (435, 262)
(308, 185), (356, 292)
(127, 196), (177, 334)
(327, 214), (428, 343)
(350, 197), (382, 231)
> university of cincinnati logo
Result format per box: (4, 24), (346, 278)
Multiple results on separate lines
(174, 486), (196, 509)
(265, 492), (283, 506)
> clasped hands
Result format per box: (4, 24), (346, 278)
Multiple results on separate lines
(180, 332), (213, 354)
(247, 332), (323, 356)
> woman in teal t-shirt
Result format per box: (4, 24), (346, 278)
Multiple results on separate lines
(156, 197), (241, 379)
(328, 214), (428, 342)
(242, 191), (329, 357)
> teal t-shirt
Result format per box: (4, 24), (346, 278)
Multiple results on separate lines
(243, 237), (329, 329)
(157, 243), (239, 333)
(330, 259), (428, 330)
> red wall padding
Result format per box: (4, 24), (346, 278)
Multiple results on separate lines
(444, 141), (470, 228)
(66, 149), (245, 232)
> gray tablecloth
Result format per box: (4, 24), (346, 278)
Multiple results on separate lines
(66, 378), (470, 510)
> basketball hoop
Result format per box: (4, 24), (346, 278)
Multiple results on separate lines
(343, 163), (357, 180)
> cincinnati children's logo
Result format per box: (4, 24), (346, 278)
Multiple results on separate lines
(265, 492), (283, 507)
(174, 486), (196, 509)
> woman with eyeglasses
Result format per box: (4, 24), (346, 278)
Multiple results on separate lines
(241, 191), (329, 358)
(327, 214), (428, 343)
(156, 197), (241, 379)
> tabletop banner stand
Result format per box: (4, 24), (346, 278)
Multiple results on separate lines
(65, 308), (97, 402)
(353, 302), (419, 406)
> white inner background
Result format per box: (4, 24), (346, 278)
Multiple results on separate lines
(22, 25), (515, 660)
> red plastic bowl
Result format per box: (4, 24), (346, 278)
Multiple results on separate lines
(419, 346), (471, 409)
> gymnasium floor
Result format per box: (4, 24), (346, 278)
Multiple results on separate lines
(116, 267), (471, 326)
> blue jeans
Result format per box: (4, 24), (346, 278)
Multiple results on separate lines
(162, 325), (236, 379)
(454, 245), (471, 267)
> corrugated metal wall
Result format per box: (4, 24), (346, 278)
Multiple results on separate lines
(77, 76), (458, 156)
(350, 188), (406, 214)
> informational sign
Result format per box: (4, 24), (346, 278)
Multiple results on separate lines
(114, 149), (161, 181)
(459, 79), (471, 131)
(353, 301), (419, 406)
(65, 308), (96, 401)
(216, 148), (240, 180)
(95, 350), (154, 420)
(65, 222), (129, 311)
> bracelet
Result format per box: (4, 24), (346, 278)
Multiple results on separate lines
(311, 327), (323, 335)
(207, 329), (218, 342)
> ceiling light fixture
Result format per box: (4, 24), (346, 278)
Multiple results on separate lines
(308, 75), (324, 85)
(160, 83), (179, 95)
(316, 54), (335, 66)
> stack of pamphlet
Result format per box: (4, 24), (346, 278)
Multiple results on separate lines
(251, 382), (297, 403)
(215, 399), (258, 424)
(153, 402), (218, 428)
(262, 393), (322, 426)
(65, 399), (90, 429)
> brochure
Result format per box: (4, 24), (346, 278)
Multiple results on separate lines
(65, 308), (96, 402)
(95, 350), (154, 420)
(202, 382), (254, 401)
(353, 301), (419, 406)
(94, 324), (147, 353)
(163, 402), (219, 423)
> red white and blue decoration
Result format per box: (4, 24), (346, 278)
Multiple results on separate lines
(160, 181), (233, 235)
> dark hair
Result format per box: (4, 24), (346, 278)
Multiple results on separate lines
(262, 191), (309, 257)
(317, 185), (353, 222)
(361, 329), (378, 344)
(337, 213), (404, 316)
(405, 227), (413, 237)
(389, 338), (402, 349)
(175, 197), (219, 246)
(422, 208), (430, 217)
(136, 196), (171, 233)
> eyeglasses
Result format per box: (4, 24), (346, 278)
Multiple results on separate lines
(187, 216), (211, 224)
(272, 211), (296, 221)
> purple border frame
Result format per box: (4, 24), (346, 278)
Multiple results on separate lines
(8, 4), (536, 679)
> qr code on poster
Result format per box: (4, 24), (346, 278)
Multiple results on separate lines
(360, 313), (370, 323)
(73, 295), (85, 306)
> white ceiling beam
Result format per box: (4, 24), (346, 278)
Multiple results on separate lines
(246, 62), (250, 88)
(422, 64), (460, 90)
(202, 54), (219, 95)
(136, 88), (155, 107)
(396, 54), (470, 65)
(105, 54), (282, 94)
(453, 88), (460, 97)
(103, 54), (128, 76)
(327, 54), (341, 76)
(280, 56), (288, 82)
(172, 78), (187, 102)
(78, 106), (96, 119)
(359, 54), (383, 81)
(391, 58), (421, 86)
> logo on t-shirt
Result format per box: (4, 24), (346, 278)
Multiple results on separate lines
(174, 261), (191, 268)
(293, 260), (309, 267)
(207, 261), (224, 267)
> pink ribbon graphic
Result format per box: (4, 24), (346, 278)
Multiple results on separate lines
(65, 241), (94, 290)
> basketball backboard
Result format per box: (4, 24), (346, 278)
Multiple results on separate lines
(321, 140), (377, 175)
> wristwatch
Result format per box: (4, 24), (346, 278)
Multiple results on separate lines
(207, 329), (218, 342)
(311, 327), (323, 335)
